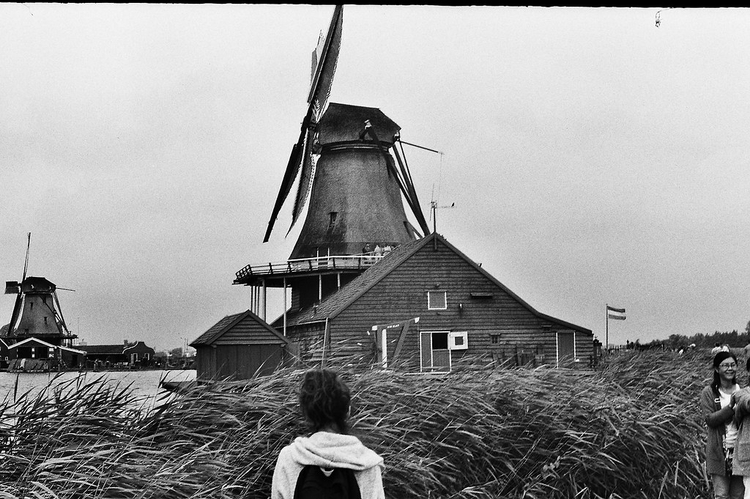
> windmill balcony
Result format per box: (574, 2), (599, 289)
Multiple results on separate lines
(234, 253), (384, 286)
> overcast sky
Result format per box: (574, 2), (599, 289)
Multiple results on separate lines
(1, 5), (748, 352)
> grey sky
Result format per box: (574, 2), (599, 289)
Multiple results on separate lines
(1, 5), (748, 352)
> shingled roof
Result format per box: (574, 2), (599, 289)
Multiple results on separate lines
(277, 232), (591, 334)
(191, 309), (289, 347)
(274, 235), (425, 328)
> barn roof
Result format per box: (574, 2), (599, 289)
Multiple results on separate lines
(79, 344), (129, 355)
(280, 232), (591, 334)
(191, 309), (290, 347)
(10, 336), (86, 355)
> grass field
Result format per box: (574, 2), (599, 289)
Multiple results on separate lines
(0, 349), (724, 498)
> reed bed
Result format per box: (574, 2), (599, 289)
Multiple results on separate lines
(0, 349), (716, 498)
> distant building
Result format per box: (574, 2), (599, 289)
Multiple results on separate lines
(79, 341), (155, 369)
(190, 310), (291, 381)
(2, 275), (81, 371)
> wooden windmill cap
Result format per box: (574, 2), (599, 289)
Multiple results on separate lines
(318, 103), (400, 146)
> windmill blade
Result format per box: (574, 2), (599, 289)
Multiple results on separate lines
(308, 5), (343, 109)
(392, 141), (431, 235)
(53, 291), (70, 334)
(289, 128), (316, 233)
(263, 130), (307, 243)
(9, 293), (23, 335)
(263, 6), (343, 243)
(364, 125), (432, 237)
(22, 232), (31, 282)
(287, 5), (343, 234)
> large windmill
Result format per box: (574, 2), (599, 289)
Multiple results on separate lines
(3, 233), (76, 344)
(262, 5), (430, 257)
(236, 5), (432, 323)
(234, 6), (430, 319)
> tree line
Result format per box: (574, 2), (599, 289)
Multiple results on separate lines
(632, 320), (750, 351)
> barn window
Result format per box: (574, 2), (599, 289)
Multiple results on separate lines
(490, 334), (501, 344)
(328, 212), (338, 229)
(43, 317), (48, 325)
(428, 291), (447, 310)
(449, 331), (468, 350)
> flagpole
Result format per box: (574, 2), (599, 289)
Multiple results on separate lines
(605, 303), (609, 351)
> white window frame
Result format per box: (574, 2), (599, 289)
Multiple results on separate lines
(427, 290), (447, 310)
(449, 331), (468, 350)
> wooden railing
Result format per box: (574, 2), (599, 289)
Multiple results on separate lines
(235, 253), (385, 281)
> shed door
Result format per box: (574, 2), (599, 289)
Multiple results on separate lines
(557, 332), (575, 367)
(421, 331), (450, 373)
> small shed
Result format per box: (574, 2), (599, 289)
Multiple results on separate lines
(190, 310), (291, 381)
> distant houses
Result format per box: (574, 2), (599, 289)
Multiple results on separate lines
(79, 341), (155, 370)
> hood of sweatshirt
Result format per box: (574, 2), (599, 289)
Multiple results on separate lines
(285, 431), (384, 471)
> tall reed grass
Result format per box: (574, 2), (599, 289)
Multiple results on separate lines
(0, 349), (717, 498)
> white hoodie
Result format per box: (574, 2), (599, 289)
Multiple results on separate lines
(271, 431), (385, 499)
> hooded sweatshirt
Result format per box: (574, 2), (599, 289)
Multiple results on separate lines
(271, 431), (385, 499)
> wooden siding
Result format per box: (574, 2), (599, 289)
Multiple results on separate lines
(289, 236), (593, 370)
(195, 344), (284, 380)
(193, 311), (290, 380)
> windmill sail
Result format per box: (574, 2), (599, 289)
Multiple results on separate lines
(263, 5), (344, 243)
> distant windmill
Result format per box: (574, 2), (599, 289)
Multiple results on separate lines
(262, 5), (431, 259)
(3, 233), (74, 341)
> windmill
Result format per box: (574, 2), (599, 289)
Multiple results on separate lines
(3, 233), (75, 342)
(262, 5), (431, 259)
(235, 5), (435, 321)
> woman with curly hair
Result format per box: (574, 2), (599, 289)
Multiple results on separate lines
(271, 368), (385, 499)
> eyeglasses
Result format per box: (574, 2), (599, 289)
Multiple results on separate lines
(719, 363), (737, 369)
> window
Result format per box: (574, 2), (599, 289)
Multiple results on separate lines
(432, 332), (448, 350)
(328, 212), (338, 229)
(449, 331), (468, 350)
(428, 291), (447, 310)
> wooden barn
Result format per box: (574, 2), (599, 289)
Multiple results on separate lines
(274, 232), (593, 372)
(190, 310), (291, 381)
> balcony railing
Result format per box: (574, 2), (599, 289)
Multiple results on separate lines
(235, 253), (385, 282)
